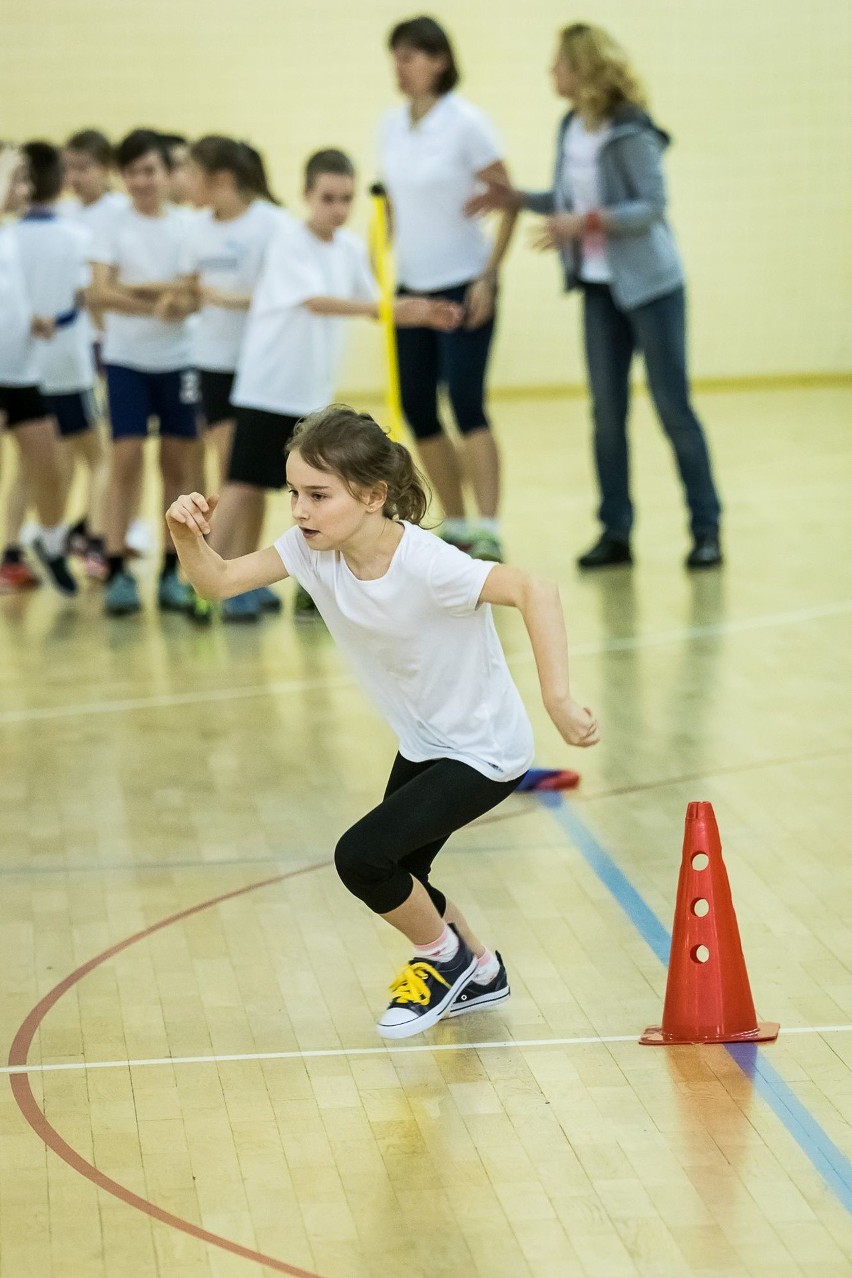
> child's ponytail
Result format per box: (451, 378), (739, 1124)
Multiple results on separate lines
(388, 440), (429, 524)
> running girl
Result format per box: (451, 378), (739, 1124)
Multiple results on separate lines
(165, 405), (599, 1039)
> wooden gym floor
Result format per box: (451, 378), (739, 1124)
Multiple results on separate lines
(0, 386), (850, 1277)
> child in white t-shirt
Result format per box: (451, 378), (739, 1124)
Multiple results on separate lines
(8, 142), (108, 581)
(90, 129), (201, 618)
(215, 148), (460, 623)
(185, 136), (290, 486)
(167, 405), (599, 1038)
(0, 145), (78, 597)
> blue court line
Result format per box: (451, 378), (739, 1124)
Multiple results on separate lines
(544, 793), (852, 1215)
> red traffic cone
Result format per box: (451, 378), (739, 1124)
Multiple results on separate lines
(640, 802), (779, 1046)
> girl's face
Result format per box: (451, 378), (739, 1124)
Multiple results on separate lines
(392, 43), (445, 99)
(551, 48), (579, 100)
(187, 159), (213, 208)
(287, 450), (384, 550)
(122, 150), (171, 211)
(304, 173), (355, 238)
(63, 150), (109, 204)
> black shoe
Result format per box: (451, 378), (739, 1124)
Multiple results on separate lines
(686, 534), (723, 570)
(447, 952), (510, 1017)
(377, 927), (477, 1039)
(31, 540), (79, 597)
(577, 533), (632, 570)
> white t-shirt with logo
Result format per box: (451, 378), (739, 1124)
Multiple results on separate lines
(563, 117), (612, 283)
(232, 220), (377, 416)
(90, 205), (196, 371)
(0, 227), (39, 386)
(379, 93), (503, 291)
(15, 214), (96, 394)
(186, 201), (293, 372)
(274, 521), (535, 781)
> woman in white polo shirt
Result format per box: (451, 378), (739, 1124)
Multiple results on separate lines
(379, 16), (517, 562)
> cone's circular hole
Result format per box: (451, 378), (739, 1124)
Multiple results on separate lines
(691, 944), (710, 963)
(691, 852), (710, 871)
(692, 898), (710, 917)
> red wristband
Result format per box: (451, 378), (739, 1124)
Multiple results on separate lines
(584, 210), (605, 233)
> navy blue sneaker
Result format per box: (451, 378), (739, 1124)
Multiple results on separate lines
(222, 591), (260, 623)
(377, 931), (477, 1039)
(447, 952), (510, 1017)
(253, 585), (283, 613)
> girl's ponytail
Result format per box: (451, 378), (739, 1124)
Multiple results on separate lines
(388, 440), (429, 524)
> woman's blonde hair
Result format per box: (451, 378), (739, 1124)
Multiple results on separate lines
(559, 23), (647, 124)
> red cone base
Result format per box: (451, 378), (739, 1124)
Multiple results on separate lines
(640, 1021), (779, 1046)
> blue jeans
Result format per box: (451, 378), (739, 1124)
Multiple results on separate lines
(582, 284), (721, 538)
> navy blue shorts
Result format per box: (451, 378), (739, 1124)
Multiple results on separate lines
(0, 383), (48, 427)
(104, 365), (200, 440)
(199, 370), (236, 427)
(45, 389), (97, 438)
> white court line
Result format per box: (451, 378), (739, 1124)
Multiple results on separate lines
(4, 1024), (851, 1076)
(1, 600), (850, 725)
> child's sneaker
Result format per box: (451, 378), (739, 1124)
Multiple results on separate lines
(189, 590), (215, 625)
(447, 951), (510, 1017)
(254, 585), (282, 614)
(293, 584), (321, 620)
(0, 559), (41, 592)
(469, 531), (504, 563)
(83, 547), (108, 580)
(222, 591), (260, 623)
(158, 571), (192, 612)
(377, 936), (477, 1039)
(104, 570), (140, 615)
(31, 539), (79, 597)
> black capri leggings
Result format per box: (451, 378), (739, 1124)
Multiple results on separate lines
(334, 753), (525, 916)
(396, 281), (495, 441)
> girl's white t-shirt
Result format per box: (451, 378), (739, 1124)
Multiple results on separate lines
(379, 92), (503, 291)
(66, 191), (130, 340)
(563, 117), (612, 283)
(186, 201), (293, 373)
(14, 215), (96, 394)
(0, 227), (39, 385)
(274, 521), (535, 781)
(91, 205), (197, 371)
(232, 220), (377, 416)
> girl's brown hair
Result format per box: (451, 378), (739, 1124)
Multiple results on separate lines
(190, 135), (279, 203)
(559, 23), (647, 125)
(287, 405), (431, 525)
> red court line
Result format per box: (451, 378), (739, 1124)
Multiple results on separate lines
(7, 864), (331, 1278)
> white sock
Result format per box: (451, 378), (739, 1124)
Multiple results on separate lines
(413, 924), (459, 964)
(472, 949), (500, 984)
(40, 524), (67, 559)
(442, 518), (470, 540)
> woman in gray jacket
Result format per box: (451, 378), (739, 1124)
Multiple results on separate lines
(468, 23), (722, 569)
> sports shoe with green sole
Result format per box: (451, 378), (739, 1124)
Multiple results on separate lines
(469, 532), (504, 563)
(293, 584), (322, 621)
(189, 591), (216, 624)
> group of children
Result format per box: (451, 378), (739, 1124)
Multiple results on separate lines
(0, 124), (460, 619)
